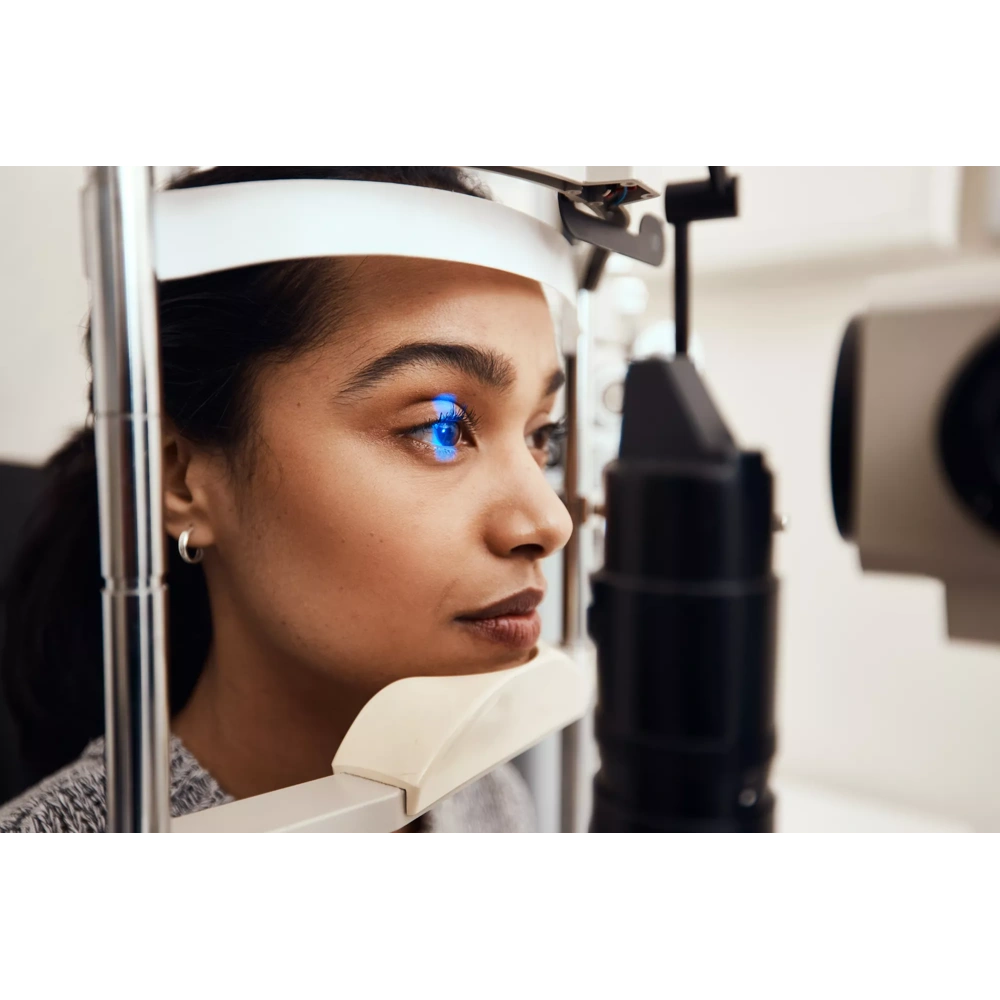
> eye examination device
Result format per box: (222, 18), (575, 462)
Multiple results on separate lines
(831, 257), (1000, 645)
(86, 164), (995, 834)
(82, 164), (678, 832)
(588, 169), (778, 832)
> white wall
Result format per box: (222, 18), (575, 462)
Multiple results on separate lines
(0, 166), (90, 463)
(0, 165), (579, 465)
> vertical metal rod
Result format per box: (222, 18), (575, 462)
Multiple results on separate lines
(674, 222), (689, 356)
(560, 351), (581, 646)
(83, 167), (170, 832)
(560, 291), (593, 833)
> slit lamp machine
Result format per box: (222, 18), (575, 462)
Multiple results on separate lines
(84, 165), (1000, 832)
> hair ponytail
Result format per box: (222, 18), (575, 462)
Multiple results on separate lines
(2, 422), (213, 780)
(2, 428), (104, 779)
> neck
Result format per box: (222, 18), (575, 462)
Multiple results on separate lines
(172, 620), (373, 802)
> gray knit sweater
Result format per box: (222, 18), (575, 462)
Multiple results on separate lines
(0, 736), (537, 833)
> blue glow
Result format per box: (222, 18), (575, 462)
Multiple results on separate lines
(431, 393), (460, 463)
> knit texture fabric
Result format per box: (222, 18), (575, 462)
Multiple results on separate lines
(0, 736), (537, 833)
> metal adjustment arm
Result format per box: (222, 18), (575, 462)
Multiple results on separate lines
(663, 167), (738, 355)
(557, 170), (634, 833)
(553, 167), (663, 832)
(82, 167), (171, 832)
(559, 293), (591, 834)
(473, 166), (665, 267)
(558, 197), (665, 268)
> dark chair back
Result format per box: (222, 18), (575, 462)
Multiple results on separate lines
(0, 462), (48, 805)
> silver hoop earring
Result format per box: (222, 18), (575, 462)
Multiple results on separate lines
(178, 528), (204, 565)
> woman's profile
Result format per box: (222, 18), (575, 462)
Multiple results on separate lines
(0, 166), (572, 833)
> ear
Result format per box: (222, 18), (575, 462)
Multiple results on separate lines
(163, 425), (217, 551)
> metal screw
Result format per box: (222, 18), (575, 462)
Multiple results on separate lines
(738, 789), (758, 808)
(772, 512), (790, 532)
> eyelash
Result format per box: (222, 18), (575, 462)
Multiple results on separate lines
(403, 401), (480, 454)
(529, 418), (568, 467)
(403, 404), (566, 466)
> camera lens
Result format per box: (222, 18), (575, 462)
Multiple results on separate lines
(988, 408), (1000, 489)
(939, 325), (1000, 533)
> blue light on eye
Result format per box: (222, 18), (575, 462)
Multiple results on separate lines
(431, 393), (459, 463)
(432, 421), (460, 448)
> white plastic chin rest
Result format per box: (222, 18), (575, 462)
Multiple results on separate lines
(333, 641), (593, 816)
(172, 642), (593, 832)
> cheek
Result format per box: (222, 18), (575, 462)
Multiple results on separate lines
(221, 431), (478, 669)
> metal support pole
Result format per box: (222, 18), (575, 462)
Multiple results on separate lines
(673, 222), (689, 356)
(83, 167), (170, 832)
(560, 290), (594, 833)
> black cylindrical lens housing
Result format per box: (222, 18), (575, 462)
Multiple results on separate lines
(588, 357), (779, 832)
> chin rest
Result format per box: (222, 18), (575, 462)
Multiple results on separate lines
(333, 642), (594, 816)
(173, 642), (593, 832)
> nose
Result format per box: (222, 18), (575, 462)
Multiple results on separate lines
(483, 447), (574, 561)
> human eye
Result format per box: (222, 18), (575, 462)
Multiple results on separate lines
(402, 394), (479, 463)
(526, 416), (567, 468)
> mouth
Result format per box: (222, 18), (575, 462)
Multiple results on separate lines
(455, 587), (545, 650)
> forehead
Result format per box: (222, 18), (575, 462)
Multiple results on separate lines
(335, 257), (559, 367)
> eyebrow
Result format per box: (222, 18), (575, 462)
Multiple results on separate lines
(544, 368), (566, 396)
(339, 341), (564, 399)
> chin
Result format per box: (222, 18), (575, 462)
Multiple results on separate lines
(450, 637), (538, 674)
(400, 639), (535, 679)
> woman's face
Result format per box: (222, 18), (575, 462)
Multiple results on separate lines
(192, 258), (573, 692)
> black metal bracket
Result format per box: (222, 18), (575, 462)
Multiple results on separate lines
(559, 196), (665, 270)
(664, 167), (739, 354)
(473, 165), (659, 208)
(472, 166), (667, 277)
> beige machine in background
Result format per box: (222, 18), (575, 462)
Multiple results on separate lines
(838, 258), (1000, 644)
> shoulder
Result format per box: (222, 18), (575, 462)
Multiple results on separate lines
(0, 737), (232, 833)
(0, 740), (107, 833)
(423, 762), (538, 833)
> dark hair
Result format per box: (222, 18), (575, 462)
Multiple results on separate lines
(1, 166), (488, 781)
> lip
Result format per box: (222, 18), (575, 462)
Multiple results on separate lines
(455, 588), (545, 650)
(457, 588), (545, 621)
(457, 613), (542, 650)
